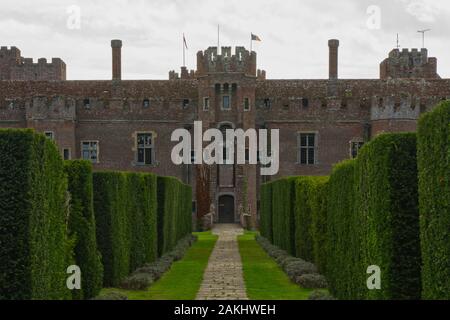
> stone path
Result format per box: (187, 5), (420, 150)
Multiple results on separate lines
(196, 224), (248, 300)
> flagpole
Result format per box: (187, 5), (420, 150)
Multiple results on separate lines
(250, 33), (252, 53)
(183, 33), (185, 67)
(217, 24), (220, 53)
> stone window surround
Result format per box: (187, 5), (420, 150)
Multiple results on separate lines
(133, 131), (158, 167)
(296, 131), (319, 165)
(349, 138), (364, 159)
(81, 140), (99, 164)
(44, 130), (55, 140)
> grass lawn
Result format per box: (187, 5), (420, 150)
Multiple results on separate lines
(101, 231), (217, 300)
(238, 231), (313, 300)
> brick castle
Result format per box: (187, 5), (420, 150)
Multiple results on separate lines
(0, 39), (448, 227)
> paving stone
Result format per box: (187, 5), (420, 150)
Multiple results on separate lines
(196, 224), (248, 300)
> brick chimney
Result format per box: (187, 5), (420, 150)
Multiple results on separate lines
(111, 39), (122, 80)
(328, 39), (339, 80)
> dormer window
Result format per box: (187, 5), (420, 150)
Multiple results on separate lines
(143, 98), (150, 108)
(183, 99), (190, 108)
(263, 98), (271, 109)
(83, 98), (90, 109)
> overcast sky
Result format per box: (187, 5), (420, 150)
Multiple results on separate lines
(1, 0), (449, 80)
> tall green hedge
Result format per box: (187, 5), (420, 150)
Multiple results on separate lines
(65, 160), (103, 299)
(127, 173), (158, 272)
(271, 177), (296, 255)
(259, 183), (273, 242)
(93, 172), (130, 287)
(417, 101), (450, 299)
(0, 129), (71, 300)
(93, 171), (159, 287)
(309, 177), (329, 274)
(355, 133), (421, 300)
(326, 160), (363, 300)
(294, 177), (315, 262)
(157, 177), (192, 256)
(293, 177), (329, 271)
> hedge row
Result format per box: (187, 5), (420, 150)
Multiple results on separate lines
(355, 133), (421, 300)
(270, 177), (296, 255)
(65, 161), (103, 299)
(93, 172), (160, 287)
(260, 133), (422, 300)
(262, 176), (328, 270)
(0, 129), (193, 299)
(157, 176), (192, 256)
(326, 160), (362, 299)
(417, 101), (450, 299)
(0, 129), (70, 300)
(259, 183), (273, 242)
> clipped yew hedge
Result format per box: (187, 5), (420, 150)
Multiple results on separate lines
(157, 176), (192, 256)
(417, 101), (450, 300)
(93, 171), (160, 287)
(0, 129), (71, 300)
(294, 177), (315, 263)
(270, 177), (296, 255)
(356, 133), (421, 300)
(127, 173), (158, 272)
(326, 160), (363, 300)
(259, 183), (273, 242)
(65, 160), (103, 299)
(93, 172), (130, 287)
(309, 177), (329, 274)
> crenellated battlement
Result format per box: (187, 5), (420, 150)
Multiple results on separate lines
(196, 46), (257, 76)
(380, 48), (439, 80)
(0, 45), (66, 80)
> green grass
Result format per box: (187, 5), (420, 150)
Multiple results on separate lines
(101, 231), (217, 300)
(238, 232), (313, 300)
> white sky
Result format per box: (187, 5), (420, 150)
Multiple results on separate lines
(1, 0), (449, 80)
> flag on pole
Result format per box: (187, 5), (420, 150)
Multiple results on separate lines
(251, 33), (262, 41)
(183, 33), (188, 49)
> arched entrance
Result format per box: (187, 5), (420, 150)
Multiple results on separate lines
(218, 195), (235, 223)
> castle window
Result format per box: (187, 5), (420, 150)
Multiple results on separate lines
(81, 141), (99, 163)
(143, 99), (150, 108)
(302, 98), (309, 108)
(298, 133), (316, 165)
(137, 133), (154, 165)
(182, 99), (190, 108)
(244, 98), (250, 111)
(350, 141), (364, 159)
(222, 96), (230, 110)
(63, 148), (71, 160)
(203, 97), (210, 111)
(44, 131), (55, 140)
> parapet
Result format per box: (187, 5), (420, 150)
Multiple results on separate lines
(196, 46), (257, 76)
(380, 48), (439, 80)
(0, 45), (66, 80)
(169, 66), (195, 80)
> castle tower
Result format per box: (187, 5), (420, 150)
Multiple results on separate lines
(380, 48), (439, 79)
(195, 46), (263, 228)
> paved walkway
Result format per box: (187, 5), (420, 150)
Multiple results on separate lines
(196, 224), (248, 300)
